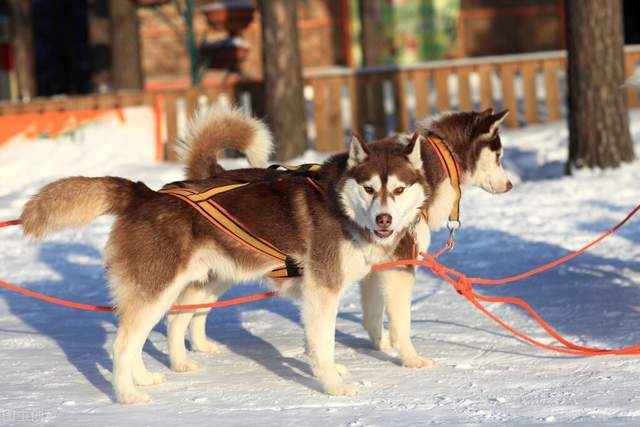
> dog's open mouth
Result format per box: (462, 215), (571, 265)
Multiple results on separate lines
(374, 229), (394, 238)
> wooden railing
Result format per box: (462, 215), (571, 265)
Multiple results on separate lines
(2, 46), (640, 159)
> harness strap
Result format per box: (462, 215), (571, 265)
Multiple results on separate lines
(160, 186), (302, 278)
(426, 135), (462, 224)
(425, 135), (462, 245)
(268, 163), (322, 173)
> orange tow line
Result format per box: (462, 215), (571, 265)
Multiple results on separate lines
(2, 202), (640, 356)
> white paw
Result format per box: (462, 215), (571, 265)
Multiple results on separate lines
(191, 339), (220, 354)
(335, 363), (349, 376)
(117, 391), (152, 404)
(324, 381), (360, 397)
(171, 359), (200, 373)
(402, 355), (436, 368)
(134, 371), (166, 386)
(374, 333), (393, 352)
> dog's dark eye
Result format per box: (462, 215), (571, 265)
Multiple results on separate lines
(393, 187), (405, 195)
(363, 186), (375, 194)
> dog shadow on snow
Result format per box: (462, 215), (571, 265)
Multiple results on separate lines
(2, 242), (117, 400)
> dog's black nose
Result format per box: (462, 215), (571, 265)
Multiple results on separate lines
(376, 214), (392, 228)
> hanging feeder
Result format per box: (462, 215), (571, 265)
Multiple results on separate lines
(200, 1), (255, 35)
(199, 36), (250, 71)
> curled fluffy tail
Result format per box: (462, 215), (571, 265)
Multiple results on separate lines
(177, 105), (273, 180)
(21, 177), (136, 239)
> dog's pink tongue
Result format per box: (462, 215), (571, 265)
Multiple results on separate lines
(375, 230), (393, 238)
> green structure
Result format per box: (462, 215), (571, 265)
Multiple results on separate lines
(350, 0), (460, 66)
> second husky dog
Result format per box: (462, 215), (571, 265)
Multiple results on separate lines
(170, 106), (512, 371)
(20, 125), (430, 403)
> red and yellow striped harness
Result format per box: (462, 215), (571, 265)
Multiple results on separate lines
(424, 134), (463, 245)
(159, 164), (322, 279)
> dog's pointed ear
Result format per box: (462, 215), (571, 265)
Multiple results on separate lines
(347, 133), (369, 168)
(405, 132), (424, 170)
(479, 107), (495, 116)
(475, 109), (509, 141)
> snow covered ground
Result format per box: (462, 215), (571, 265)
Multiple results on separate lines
(1, 107), (640, 425)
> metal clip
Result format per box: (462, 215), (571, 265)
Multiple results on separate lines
(446, 220), (461, 251)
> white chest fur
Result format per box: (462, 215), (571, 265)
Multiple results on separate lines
(339, 238), (394, 285)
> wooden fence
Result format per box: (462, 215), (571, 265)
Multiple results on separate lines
(2, 46), (640, 160)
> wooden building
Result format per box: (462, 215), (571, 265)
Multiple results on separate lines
(2, 0), (640, 100)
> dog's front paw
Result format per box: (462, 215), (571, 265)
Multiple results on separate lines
(324, 381), (360, 397)
(402, 355), (436, 368)
(117, 391), (152, 405)
(191, 339), (220, 354)
(171, 358), (200, 373)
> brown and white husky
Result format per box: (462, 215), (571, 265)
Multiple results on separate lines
(20, 114), (430, 403)
(173, 106), (513, 372)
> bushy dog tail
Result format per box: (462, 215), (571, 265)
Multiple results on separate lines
(176, 105), (273, 180)
(21, 177), (137, 239)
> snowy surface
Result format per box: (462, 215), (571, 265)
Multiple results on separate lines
(1, 107), (640, 425)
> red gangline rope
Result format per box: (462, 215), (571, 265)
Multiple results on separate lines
(2, 202), (640, 356)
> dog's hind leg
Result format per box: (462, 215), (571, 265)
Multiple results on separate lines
(302, 278), (359, 397)
(167, 283), (209, 372)
(189, 280), (232, 353)
(360, 272), (392, 351)
(383, 268), (435, 369)
(113, 280), (187, 404)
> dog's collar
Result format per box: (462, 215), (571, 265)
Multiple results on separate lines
(424, 134), (462, 243)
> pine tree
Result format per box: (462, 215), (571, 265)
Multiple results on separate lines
(565, 0), (635, 171)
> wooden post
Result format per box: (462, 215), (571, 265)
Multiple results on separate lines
(498, 63), (519, 127)
(457, 67), (473, 112)
(543, 60), (561, 122)
(478, 64), (494, 111)
(412, 70), (431, 121)
(154, 93), (164, 161)
(347, 74), (361, 136)
(624, 53), (640, 109)
(434, 69), (450, 112)
(521, 62), (540, 125)
(393, 71), (410, 132)
(312, 79), (330, 151)
(327, 77), (345, 150)
(164, 92), (178, 161)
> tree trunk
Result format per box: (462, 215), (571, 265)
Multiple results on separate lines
(358, 0), (386, 66)
(355, 0), (388, 139)
(8, 0), (36, 99)
(109, 0), (143, 90)
(565, 0), (634, 171)
(258, 0), (307, 161)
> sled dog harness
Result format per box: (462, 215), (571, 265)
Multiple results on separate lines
(424, 134), (462, 244)
(159, 164), (322, 279)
